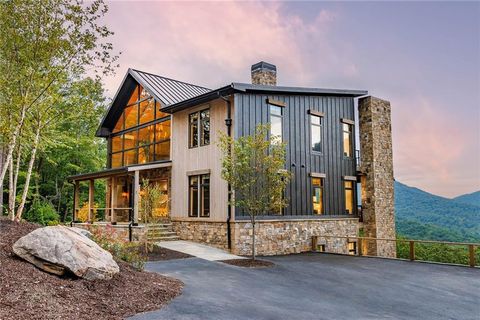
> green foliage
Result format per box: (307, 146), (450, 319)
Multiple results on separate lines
(140, 179), (167, 224)
(218, 124), (291, 216)
(24, 199), (60, 226)
(90, 225), (146, 270)
(395, 181), (480, 242)
(452, 191), (480, 207)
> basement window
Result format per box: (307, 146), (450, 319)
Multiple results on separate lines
(348, 241), (357, 255)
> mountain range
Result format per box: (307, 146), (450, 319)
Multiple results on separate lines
(394, 181), (480, 242)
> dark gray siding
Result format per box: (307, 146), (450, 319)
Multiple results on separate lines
(234, 93), (357, 217)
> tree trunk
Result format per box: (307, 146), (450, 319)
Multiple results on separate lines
(8, 157), (14, 220)
(15, 126), (41, 221)
(0, 145), (4, 215)
(251, 214), (256, 260)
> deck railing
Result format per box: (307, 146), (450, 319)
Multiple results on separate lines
(312, 235), (480, 268)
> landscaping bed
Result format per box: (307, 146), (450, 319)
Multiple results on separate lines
(136, 244), (192, 261)
(0, 218), (183, 320)
(220, 258), (274, 268)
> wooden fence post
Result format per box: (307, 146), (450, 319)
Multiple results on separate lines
(409, 241), (415, 261)
(469, 245), (475, 268)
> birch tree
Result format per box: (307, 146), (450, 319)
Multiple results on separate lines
(218, 124), (291, 260)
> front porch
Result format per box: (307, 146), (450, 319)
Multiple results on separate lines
(68, 161), (173, 240)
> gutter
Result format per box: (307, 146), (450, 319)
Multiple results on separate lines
(219, 93), (233, 250)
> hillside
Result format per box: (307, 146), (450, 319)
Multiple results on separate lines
(453, 191), (480, 207)
(394, 181), (480, 242)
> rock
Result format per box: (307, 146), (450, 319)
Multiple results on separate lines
(13, 225), (119, 280)
(70, 227), (93, 239)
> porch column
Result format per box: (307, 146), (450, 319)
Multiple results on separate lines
(88, 179), (94, 222)
(133, 170), (140, 224)
(73, 181), (80, 221)
(111, 177), (116, 223)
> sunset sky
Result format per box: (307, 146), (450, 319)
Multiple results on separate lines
(101, 1), (480, 198)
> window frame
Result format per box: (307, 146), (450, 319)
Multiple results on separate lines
(188, 174), (210, 218)
(344, 179), (355, 215)
(342, 121), (354, 158)
(269, 104), (283, 143)
(312, 176), (325, 215)
(189, 108), (210, 149)
(310, 113), (323, 154)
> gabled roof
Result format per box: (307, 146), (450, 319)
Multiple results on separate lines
(96, 68), (211, 137)
(162, 82), (368, 114)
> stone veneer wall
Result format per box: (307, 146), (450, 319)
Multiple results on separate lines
(251, 70), (277, 86)
(358, 96), (396, 258)
(232, 218), (359, 256)
(72, 223), (148, 242)
(172, 221), (228, 250)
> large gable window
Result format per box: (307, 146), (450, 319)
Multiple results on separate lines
(109, 84), (171, 168)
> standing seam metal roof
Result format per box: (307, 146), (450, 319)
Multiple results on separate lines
(129, 69), (211, 106)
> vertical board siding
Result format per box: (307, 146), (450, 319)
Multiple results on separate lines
(234, 93), (357, 217)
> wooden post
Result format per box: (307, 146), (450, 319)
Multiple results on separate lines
(111, 177), (116, 223)
(409, 241), (415, 261)
(88, 179), (94, 222)
(312, 236), (318, 252)
(73, 181), (79, 221)
(469, 245), (475, 268)
(133, 170), (140, 224)
(358, 238), (363, 256)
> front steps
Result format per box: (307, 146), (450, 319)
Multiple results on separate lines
(146, 223), (180, 242)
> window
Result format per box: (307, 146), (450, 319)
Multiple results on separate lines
(312, 177), (324, 215)
(269, 105), (283, 143)
(311, 114), (323, 152)
(344, 180), (354, 214)
(188, 174), (210, 217)
(189, 109), (210, 148)
(348, 241), (357, 255)
(342, 123), (353, 158)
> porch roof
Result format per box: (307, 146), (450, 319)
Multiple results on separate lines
(67, 160), (172, 182)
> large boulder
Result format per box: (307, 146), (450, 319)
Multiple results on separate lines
(13, 225), (119, 280)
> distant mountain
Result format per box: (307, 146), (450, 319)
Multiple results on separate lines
(452, 191), (480, 207)
(394, 181), (480, 242)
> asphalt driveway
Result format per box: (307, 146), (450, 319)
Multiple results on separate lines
(130, 253), (480, 320)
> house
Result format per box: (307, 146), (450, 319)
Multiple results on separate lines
(69, 62), (396, 257)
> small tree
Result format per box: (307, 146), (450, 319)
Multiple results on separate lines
(218, 124), (291, 260)
(139, 179), (165, 224)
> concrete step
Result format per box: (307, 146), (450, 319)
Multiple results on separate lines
(147, 231), (177, 237)
(148, 235), (180, 241)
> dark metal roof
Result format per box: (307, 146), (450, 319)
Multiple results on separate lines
(96, 69), (211, 137)
(67, 167), (128, 182)
(251, 61), (276, 72)
(162, 82), (368, 114)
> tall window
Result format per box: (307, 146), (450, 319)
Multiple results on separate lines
(311, 115), (323, 153)
(269, 105), (283, 143)
(342, 123), (353, 158)
(110, 85), (171, 168)
(344, 180), (354, 214)
(189, 109), (210, 148)
(189, 174), (210, 217)
(312, 177), (324, 215)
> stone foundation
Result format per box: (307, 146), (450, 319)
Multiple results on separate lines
(172, 221), (228, 250)
(232, 218), (359, 256)
(72, 223), (148, 242)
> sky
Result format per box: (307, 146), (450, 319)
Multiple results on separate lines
(101, 1), (480, 198)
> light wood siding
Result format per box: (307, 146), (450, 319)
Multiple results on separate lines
(171, 98), (232, 222)
(234, 93), (356, 217)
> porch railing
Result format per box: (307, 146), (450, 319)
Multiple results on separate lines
(312, 235), (480, 268)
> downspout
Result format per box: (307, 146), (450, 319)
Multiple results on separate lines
(219, 94), (232, 250)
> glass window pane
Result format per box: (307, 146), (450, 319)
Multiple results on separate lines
(200, 109), (210, 146)
(139, 85), (150, 100)
(189, 112), (199, 148)
(138, 125), (154, 147)
(311, 115), (321, 125)
(113, 113), (124, 133)
(189, 176), (199, 217)
(311, 120), (321, 152)
(138, 145), (154, 164)
(312, 178), (323, 215)
(139, 98), (155, 124)
(343, 123), (352, 158)
(111, 135), (123, 153)
(270, 105), (282, 116)
(271, 115), (282, 142)
(111, 152), (123, 168)
(201, 175), (210, 217)
(155, 141), (170, 161)
(127, 86), (139, 106)
(124, 149), (137, 166)
(124, 104), (138, 129)
(155, 120), (171, 142)
(123, 130), (138, 150)
(156, 101), (168, 119)
(345, 181), (354, 214)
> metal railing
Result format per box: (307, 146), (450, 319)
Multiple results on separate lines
(312, 235), (480, 268)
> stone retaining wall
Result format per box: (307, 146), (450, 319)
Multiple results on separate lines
(172, 221), (228, 250)
(72, 223), (148, 242)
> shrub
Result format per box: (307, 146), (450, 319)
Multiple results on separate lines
(90, 225), (146, 270)
(76, 202), (99, 222)
(24, 200), (60, 226)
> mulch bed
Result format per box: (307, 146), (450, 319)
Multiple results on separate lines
(136, 244), (192, 261)
(220, 258), (274, 268)
(0, 217), (183, 320)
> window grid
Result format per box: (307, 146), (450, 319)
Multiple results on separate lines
(188, 174), (210, 217)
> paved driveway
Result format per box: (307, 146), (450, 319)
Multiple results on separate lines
(131, 253), (480, 320)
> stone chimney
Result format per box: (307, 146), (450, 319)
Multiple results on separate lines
(251, 61), (277, 86)
(358, 96), (396, 258)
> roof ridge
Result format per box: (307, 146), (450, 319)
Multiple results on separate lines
(130, 68), (211, 91)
